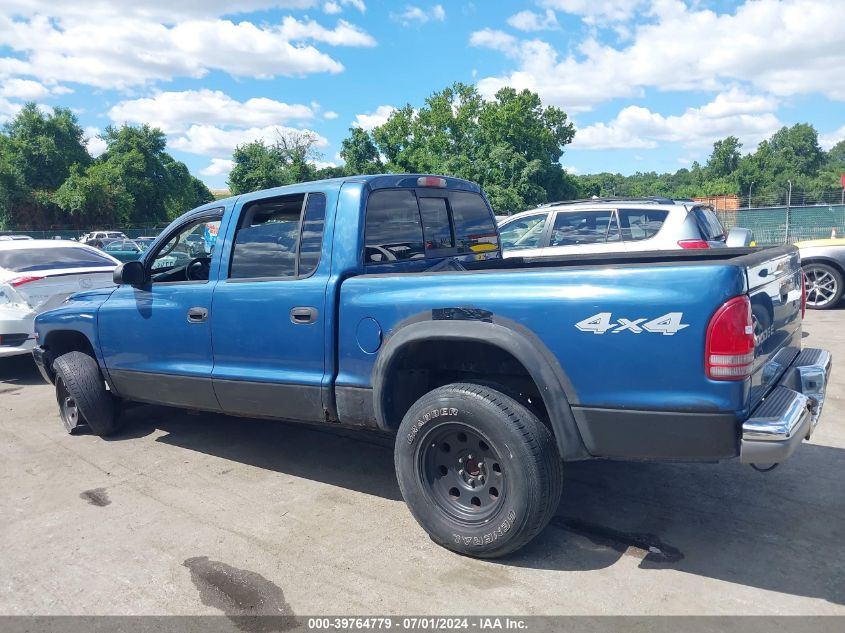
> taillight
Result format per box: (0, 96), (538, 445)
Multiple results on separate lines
(678, 239), (710, 249)
(705, 295), (755, 380)
(417, 176), (447, 187)
(10, 276), (44, 287)
(800, 272), (807, 318)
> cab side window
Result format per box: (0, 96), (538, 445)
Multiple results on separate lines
(230, 192), (327, 279)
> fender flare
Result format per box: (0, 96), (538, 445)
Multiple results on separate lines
(371, 317), (588, 460)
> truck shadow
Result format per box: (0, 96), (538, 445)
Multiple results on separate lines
(511, 446), (845, 605)
(0, 354), (46, 387)
(114, 405), (844, 606)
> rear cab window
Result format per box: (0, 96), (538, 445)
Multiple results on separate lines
(364, 188), (498, 266)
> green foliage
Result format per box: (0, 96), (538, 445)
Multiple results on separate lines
(228, 130), (323, 195)
(574, 124), (844, 205)
(340, 127), (382, 174)
(340, 83), (577, 213)
(0, 105), (211, 230)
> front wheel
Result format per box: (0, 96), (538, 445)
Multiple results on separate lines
(803, 263), (844, 310)
(394, 383), (562, 558)
(53, 351), (120, 436)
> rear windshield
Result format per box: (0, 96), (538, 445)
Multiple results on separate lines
(0, 247), (115, 273)
(692, 207), (726, 241)
(364, 188), (498, 265)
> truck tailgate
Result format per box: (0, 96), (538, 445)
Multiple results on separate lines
(745, 248), (803, 409)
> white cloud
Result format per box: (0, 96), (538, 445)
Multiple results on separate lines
(571, 89), (782, 150)
(200, 158), (235, 177)
(83, 126), (108, 157)
(561, 165), (580, 174)
(277, 16), (375, 46)
(0, 78), (49, 100)
(0, 5), (378, 89)
(323, 1), (342, 13)
(171, 124), (328, 157)
(2, 1), (318, 21)
(0, 98), (22, 123)
(311, 160), (338, 170)
(323, 110), (339, 119)
(352, 105), (396, 131)
(469, 29), (518, 57)
(820, 126), (845, 151)
(506, 9), (558, 32)
(474, 0), (845, 112)
(392, 4), (445, 25)
(539, 0), (646, 24)
(109, 90), (315, 134)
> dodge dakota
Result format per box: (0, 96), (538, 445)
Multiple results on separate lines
(32, 174), (831, 558)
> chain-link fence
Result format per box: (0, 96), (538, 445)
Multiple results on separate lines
(0, 225), (170, 241)
(716, 204), (845, 246)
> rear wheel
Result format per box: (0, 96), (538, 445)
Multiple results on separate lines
(53, 351), (119, 436)
(803, 263), (843, 310)
(395, 383), (562, 558)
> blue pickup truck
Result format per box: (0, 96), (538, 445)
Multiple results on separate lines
(32, 175), (831, 558)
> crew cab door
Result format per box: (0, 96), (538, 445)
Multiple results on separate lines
(210, 191), (329, 422)
(98, 209), (225, 410)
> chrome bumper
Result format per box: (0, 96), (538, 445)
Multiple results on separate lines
(740, 348), (832, 464)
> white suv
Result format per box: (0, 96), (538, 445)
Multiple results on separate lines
(498, 197), (751, 258)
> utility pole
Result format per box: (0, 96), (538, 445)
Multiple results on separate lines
(748, 181), (754, 209)
(784, 180), (792, 243)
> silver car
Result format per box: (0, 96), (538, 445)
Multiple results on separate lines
(498, 197), (752, 258)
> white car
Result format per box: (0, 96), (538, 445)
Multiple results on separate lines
(0, 240), (119, 358)
(498, 197), (752, 258)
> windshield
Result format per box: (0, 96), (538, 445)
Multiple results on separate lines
(0, 247), (115, 272)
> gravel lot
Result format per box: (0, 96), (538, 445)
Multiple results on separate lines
(1, 310), (843, 617)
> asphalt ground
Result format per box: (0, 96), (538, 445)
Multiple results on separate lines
(0, 309), (843, 619)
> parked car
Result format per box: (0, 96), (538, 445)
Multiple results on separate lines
(135, 237), (157, 251)
(0, 235), (34, 241)
(498, 197), (752, 257)
(795, 238), (845, 309)
(0, 240), (118, 358)
(102, 239), (144, 263)
(82, 231), (128, 248)
(33, 175), (828, 559)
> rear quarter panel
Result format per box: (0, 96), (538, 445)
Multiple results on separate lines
(338, 262), (749, 413)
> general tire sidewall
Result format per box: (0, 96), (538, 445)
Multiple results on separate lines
(395, 391), (538, 557)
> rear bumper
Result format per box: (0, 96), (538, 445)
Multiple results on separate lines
(740, 348), (831, 464)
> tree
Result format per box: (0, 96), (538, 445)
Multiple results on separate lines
(4, 103), (90, 192)
(228, 130), (324, 194)
(706, 136), (741, 178)
(53, 162), (134, 227)
(342, 82), (576, 213)
(340, 127), (382, 174)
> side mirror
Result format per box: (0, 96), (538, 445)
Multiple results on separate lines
(726, 227), (754, 248)
(113, 260), (148, 286)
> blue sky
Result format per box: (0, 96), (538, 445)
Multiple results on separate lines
(1, 0), (844, 190)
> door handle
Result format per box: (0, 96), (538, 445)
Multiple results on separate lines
(187, 307), (208, 323)
(290, 307), (318, 324)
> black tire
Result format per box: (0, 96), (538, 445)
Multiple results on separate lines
(803, 263), (844, 310)
(395, 383), (562, 558)
(53, 351), (119, 436)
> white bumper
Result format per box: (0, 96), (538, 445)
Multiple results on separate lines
(0, 305), (36, 358)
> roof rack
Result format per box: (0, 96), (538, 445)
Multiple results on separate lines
(537, 196), (676, 208)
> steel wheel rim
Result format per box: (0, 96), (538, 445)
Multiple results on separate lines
(416, 422), (506, 525)
(57, 377), (80, 432)
(804, 268), (838, 307)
